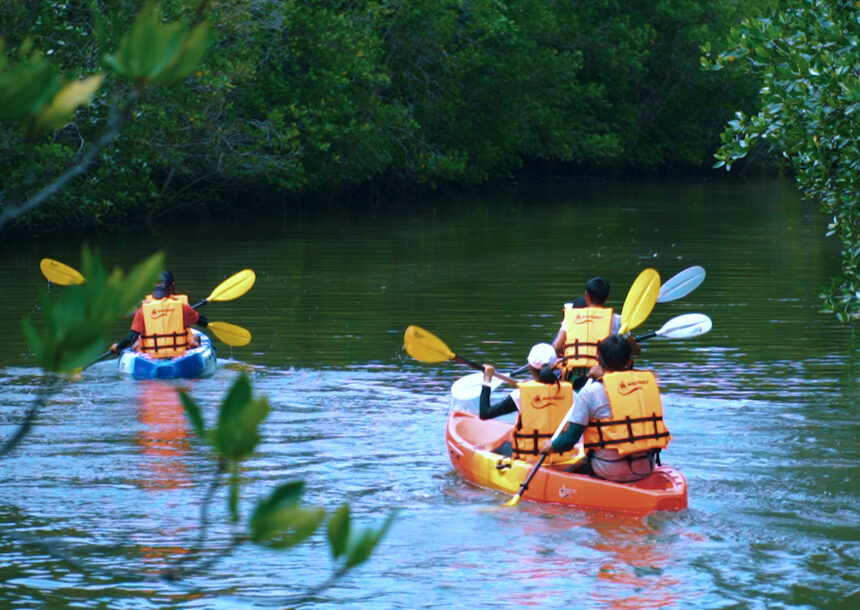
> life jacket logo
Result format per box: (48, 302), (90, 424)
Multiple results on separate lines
(531, 395), (563, 410)
(558, 486), (577, 498)
(617, 379), (650, 395)
(572, 313), (602, 325)
(148, 310), (171, 319)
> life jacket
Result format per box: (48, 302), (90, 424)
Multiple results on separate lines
(140, 296), (191, 359)
(513, 380), (575, 465)
(582, 371), (670, 456)
(560, 306), (614, 374)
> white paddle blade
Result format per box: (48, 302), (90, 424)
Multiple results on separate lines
(656, 313), (712, 339)
(658, 266), (705, 303)
(451, 371), (503, 402)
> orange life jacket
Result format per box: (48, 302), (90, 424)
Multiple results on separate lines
(513, 380), (575, 465)
(140, 296), (191, 359)
(561, 306), (614, 373)
(582, 371), (670, 456)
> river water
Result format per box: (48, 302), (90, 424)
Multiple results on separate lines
(1, 177), (857, 608)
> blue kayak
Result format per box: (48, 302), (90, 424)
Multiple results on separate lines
(117, 329), (216, 379)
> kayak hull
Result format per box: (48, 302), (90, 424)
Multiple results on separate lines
(445, 410), (687, 514)
(118, 329), (216, 380)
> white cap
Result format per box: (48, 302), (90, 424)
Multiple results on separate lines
(527, 343), (557, 369)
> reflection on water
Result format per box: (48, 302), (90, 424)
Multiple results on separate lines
(135, 380), (191, 491)
(0, 178), (858, 607)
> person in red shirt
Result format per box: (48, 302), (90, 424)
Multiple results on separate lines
(110, 271), (208, 357)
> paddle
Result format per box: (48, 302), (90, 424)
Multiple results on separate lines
(451, 371), (504, 402)
(634, 313), (712, 342)
(40, 258), (85, 285)
(618, 268), (660, 334)
(75, 270), (256, 371)
(503, 268), (659, 507)
(457, 313), (712, 401)
(190, 269), (256, 309)
(207, 321), (252, 346)
(40, 260), (257, 308)
(504, 401), (578, 507)
(657, 266), (705, 303)
(403, 325), (517, 385)
(83, 320), (252, 370)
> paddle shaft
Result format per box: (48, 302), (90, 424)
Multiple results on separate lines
(509, 454), (547, 503)
(506, 400), (578, 505)
(90, 350), (114, 367)
(454, 355), (516, 385)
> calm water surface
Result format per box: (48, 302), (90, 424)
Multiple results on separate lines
(1, 178), (858, 608)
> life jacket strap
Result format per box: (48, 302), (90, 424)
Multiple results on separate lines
(512, 429), (553, 456)
(583, 413), (669, 450)
(141, 330), (189, 350)
(561, 339), (599, 364)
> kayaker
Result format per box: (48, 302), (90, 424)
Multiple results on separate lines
(540, 333), (670, 483)
(551, 276), (639, 383)
(110, 270), (208, 358)
(479, 343), (577, 465)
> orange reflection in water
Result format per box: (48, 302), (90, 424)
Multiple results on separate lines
(584, 511), (701, 609)
(134, 380), (194, 572)
(135, 380), (191, 491)
(495, 504), (701, 608)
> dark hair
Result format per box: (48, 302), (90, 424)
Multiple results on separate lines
(597, 334), (632, 371)
(159, 270), (175, 286)
(536, 364), (559, 385)
(152, 270), (176, 298)
(585, 277), (610, 304)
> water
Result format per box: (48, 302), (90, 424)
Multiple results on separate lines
(1, 177), (858, 608)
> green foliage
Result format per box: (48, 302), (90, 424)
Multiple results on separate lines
(327, 503), (351, 559)
(0, 1), (213, 229)
(251, 482), (326, 549)
(179, 374), (393, 571)
(0, 41), (60, 121)
(0, 39), (103, 137)
(2, 1), (774, 228)
(706, 0), (859, 320)
(213, 373), (270, 460)
(102, 1), (213, 87)
(22, 248), (163, 373)
(324, 502), (396, 568)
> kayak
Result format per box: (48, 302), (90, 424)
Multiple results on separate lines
(118, 329), (216, 380)
(445, 410), (688, 514)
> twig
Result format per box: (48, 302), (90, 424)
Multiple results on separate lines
(0, 90), (140, 232)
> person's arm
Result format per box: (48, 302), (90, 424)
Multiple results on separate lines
(478, 364), (517, 420)
(550, 422), (586, 453)
(111, 330), (140, 353)
(112, 309), (144, 352)
(182, 304), (208, 327)
(479, 386), (517, 420)
(551, 326), (565, 354)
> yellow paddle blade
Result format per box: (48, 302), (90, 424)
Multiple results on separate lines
(40, 258), (84, 285)
(619, 268), (660, 334)
(403, 325), (456, 363)
(208, 321), (251, 346)
(206, 269), (256, 302)
(503, 494), (522, 507)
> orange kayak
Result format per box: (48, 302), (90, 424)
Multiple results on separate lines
(445, 410), (688, 514)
